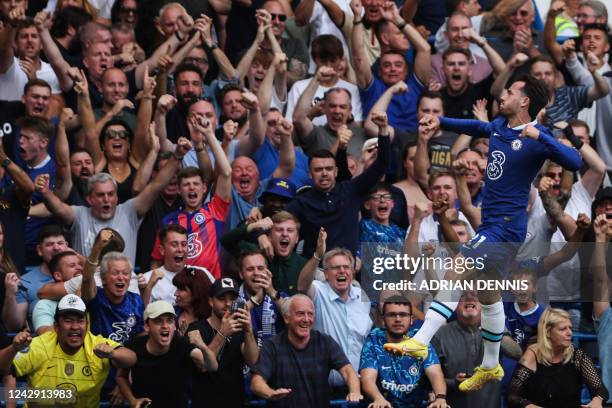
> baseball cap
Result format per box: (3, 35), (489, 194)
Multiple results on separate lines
(592, 186), (612, 211)
(261, 178), (296, 201)
(144, 301), (176, 320)
(56, 294), (87, 317)
(209, 277), (240, 298)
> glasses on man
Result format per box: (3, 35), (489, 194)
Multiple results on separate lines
(270, 13), (287, 21)
(384, 312), (412, 319)
(105, 129), (129, 140)
(369, 193), (393, 202)
(184, 57), (208, 65)
(120, 6), (137, 13)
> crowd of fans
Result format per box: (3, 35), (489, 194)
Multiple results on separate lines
(0, 0), (610, 405)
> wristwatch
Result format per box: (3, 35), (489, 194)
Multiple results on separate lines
(1, 158), (11, 168)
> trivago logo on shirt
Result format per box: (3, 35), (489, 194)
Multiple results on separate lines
(381, 379), (416, 393)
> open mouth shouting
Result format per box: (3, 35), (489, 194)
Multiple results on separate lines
(159, 330), (171, 341)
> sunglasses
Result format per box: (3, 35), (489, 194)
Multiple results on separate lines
(511, 9), (530, 17)
(105, 129), (129, 140)
(270, 13), (287, 22)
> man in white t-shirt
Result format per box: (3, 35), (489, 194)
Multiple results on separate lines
(286, 34), (362, 127)
(34, 139), (192, 266)
(0, 15), (61, 101)
(545, 124), (606, 325)
(141, 224), (214, 306)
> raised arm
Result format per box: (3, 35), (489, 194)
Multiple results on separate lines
(437, 116), (492, 139)
(2, 274), (27, 331)
(0, 8), (22, 74)
(154, 95), (177, 152)
(465, 28), (506, 76)
(74, 70), (106, 166)
(131, 127), (160, 195)
(522, 125), (582, 171)
(53, 109), (74, 201)
(34, 11), (73, 91)
(133, 17), (187, 89)
(297, 228), (326, 298)
(235, 91), (266, 157)
(584, 52), (610, 104)
(294, 0), (315, 26)
(200, 15), (237, 80)
(453, 159), (482, 229)
(271, 119), (296, 179)
(351, 112), (390, 195)
(592, 214), (611, 320)
(380, 1), (431, 83)
(237, 17), (269, 82)
(544, 1), (566, 65)
(490, 53), (529, 99)
(318, 0), (346, 28)
(563, 126), (605, 197)
(538, 176), (576, 239)
(34, 174), (76, 225)
(541, 214), (589, 275)
(81, 229), (116, 301)
(414, 120), (434, 189)
(350, 0), (372, 89)
(363, 81), (407, 138)
(293, 73), (325, 140)
(193, 115), (232, 201)
(131, 68), (157, 163)
(133, 132), (188, 217)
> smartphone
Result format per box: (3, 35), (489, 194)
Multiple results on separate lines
(231, 298), (246, 314)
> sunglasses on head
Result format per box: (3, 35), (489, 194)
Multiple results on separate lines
(270, 13), (287, 21)
(105, 129), (129, 140)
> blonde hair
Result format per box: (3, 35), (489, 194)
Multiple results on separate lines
(535, 308), (574, 366)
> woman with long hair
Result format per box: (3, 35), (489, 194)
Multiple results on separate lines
(172, 267), (214, 335)
(508, 308), (608, 407)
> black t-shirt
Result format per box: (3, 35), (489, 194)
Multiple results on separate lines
(188, 319), (246, 407)
(124, 334), (196, 408)
(0, 101), (26, 162)
(0, 182), (28, 274)
(441, 75), (495, 120)
(251, 330), (350, 408)
(428, 130), (459, 172)
(136, 195), (182, 271)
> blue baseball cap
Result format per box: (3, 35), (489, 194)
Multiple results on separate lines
(261, 178), (296, 201)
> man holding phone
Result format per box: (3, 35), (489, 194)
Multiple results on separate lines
(188, 278), (259, 407)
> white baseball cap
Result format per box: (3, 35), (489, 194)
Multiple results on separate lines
(144, 301), (176, 320)
(56, 294), (87, 317)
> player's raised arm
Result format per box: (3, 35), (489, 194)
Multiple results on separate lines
(423, 115), (492, 139)
(521, 125), (582, 172)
